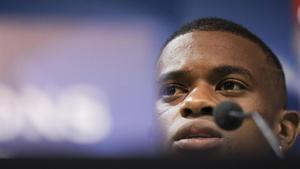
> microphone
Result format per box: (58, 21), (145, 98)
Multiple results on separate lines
(213, 101), (284, 158)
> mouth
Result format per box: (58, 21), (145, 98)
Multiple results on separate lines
(172, 123), (223, 152)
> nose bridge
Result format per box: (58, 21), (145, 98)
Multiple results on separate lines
(187, 83), (214, 103)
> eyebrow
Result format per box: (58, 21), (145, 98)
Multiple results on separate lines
(157, 70), (191, 84)
(210, 65), (255, 82)
(157, 65), (255, 84)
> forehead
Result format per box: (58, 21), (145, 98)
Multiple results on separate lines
(158, 31), (268, 77)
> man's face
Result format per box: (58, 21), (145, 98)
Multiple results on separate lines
(156, 31), (283, 158)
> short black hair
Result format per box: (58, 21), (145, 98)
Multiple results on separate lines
(160, 17), (287, 108)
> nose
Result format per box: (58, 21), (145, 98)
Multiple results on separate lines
(180, 87), (215, 118)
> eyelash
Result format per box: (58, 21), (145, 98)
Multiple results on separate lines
(215, 79), (247, 92)
(159, 84), (188, 99)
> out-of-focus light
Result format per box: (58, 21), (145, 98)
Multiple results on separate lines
(20, 85), (59, 142)
(58, 84), (111, 144)
(0, 84), (23, 142)
(0, 83), (111, 144)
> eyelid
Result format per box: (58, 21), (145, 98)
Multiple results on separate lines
(216, 78), (249, 90)
(161, 82), (186, 88)
(160, 83), (187, 93)
(159, 83), (188, 100)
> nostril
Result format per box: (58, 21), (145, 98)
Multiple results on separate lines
(182, 108), (193, 117)
(201, 106), (213, 115)
(181, 106), (213, 118)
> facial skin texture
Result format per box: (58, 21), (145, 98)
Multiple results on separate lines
(156, 31), (300, 158)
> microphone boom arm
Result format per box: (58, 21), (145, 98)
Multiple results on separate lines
(251, 112), (284, 158)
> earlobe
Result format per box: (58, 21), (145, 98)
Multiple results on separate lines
(277, 110), (300, 152)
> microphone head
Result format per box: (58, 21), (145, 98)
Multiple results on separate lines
(213, 101), (244, 130)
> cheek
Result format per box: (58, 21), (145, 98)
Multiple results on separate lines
(222, 117), (270, 155)
(225, 120), (258, 140)
(230, 92), (270, 118)
(157, 104), (181, 139)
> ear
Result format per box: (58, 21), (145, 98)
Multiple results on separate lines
(276, 110), (300, 153)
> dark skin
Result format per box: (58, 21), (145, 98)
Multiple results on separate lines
(156, 31), (300, 158)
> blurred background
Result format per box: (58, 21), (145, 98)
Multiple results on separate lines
(0, 0), (298, 157)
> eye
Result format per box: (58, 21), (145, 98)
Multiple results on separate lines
(159, 84), (187, 99)
(216, 79), (247, 92)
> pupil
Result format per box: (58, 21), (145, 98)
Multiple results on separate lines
(166, 86), (176, 95)
(224, 82), (234, 90)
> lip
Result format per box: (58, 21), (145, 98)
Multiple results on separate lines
(172, 121), (223, 152)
